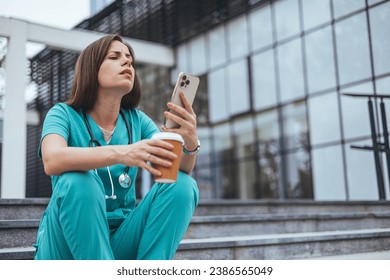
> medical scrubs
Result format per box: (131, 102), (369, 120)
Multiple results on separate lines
(33, 103), (199, 260)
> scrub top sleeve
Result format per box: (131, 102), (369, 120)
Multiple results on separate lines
(139, 110), (160, 140)
(38, 104), (70, 158)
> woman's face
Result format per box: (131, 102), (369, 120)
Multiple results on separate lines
(97, 40), (135, 96)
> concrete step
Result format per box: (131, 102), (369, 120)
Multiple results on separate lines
(2, 199), (390, 219)
(175, 228), (390, 260)
(195, 200), (390, 216)
(0, 199), (48, 220)
(3, 228), (389, 260)
(0, 219), (40, 249)
(185, 211), (390, 238)
(2, 211), (390, 248)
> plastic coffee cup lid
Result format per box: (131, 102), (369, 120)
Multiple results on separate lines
(151, 132), (184, 144)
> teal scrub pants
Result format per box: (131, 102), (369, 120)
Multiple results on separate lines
(34, 171), (198, 260)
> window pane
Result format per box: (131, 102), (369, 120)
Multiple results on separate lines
(212, 123), (233, 163)
(301, 0), (331, 30)
(369, 1), (390, 76)
(281, 101), (308, 151)
(308, 92), (341, 146)
(227, 15), (249, 60)
(208, 68), (228, 123)
(285, 149), (313, 199)
(341, 82), (374, 139)
(345, 140), (380, 200)
(256, 110), (280, 151)
(278, 39), (305, 103)
(368, 0), (384, 5)
(212, 124), (235, 199)
(189, 35), (207, 75)
(249, 5), (273, 51)
(274, 0), (301, 41)
(312, 145), (346, 200)
(227, 59), (250, 116)
(233, 117), (255, 159)
(335, 13), (371, 86)
(256, 110), (282, 198)
(333, 0), (366, 19)
(207, 25), (227, 68)
(375, 76), (390, 94)
(237, 159), (258, 199)
(305, 26), (336, 93)
(195, 127), (213, 199)
(252, 49), (278, 110)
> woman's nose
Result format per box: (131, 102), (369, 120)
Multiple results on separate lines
(122, 56), (132, 67)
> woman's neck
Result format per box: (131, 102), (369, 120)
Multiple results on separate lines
(88, 95), (121, 131)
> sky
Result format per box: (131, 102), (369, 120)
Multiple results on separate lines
(0, 0), (91, 101)
(0, 0), (91, 29)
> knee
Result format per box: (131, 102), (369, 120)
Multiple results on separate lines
(56, 171), (105, 204)
(162, 171), (199, 208)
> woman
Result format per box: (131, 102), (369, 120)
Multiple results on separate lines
(33, 34), (200, 260)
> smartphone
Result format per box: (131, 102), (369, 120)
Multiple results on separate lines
(164, 72), (200, 129)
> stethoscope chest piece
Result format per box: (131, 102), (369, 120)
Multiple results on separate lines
(119, 173), (131, 188)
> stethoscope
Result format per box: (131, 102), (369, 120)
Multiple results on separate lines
(83, 109), (132, 200)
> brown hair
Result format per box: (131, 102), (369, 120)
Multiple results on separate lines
(66, 34), (141, 111)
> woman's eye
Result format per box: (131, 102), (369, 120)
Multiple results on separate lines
(109, 56), (118, 60)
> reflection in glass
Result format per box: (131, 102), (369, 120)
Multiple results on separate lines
(375, 76), (390, 94)
(285, 149), (313, 199)
(256, 110), (281, 198)
(277, 39), (305, 103)
(341, 82), (373, 140)
(308, 92), (341, 146)
(311, 145), (346, 200)
(233, 117), (255, 159)
(369, 1), (390, 76)
(305, 26), (336, 94)
(227, 59), (250, 116)
(335, 13), (371, 86)
(332, 0), (365, 19)
(207, 25), (227, 69)
(194, 127), (213, 199)
(281, 101), (308, 151)
(274, 0), (301, 41)
(212, 123), (235, 198)
(227, 15), (249, 60)
(0, 37), (7, 109)
(345, 140), (380, 200)
(252, 49), (278, 110)
(249, 5), (273, 51)
(301, 0), (331, 31)
(189, 35), (207, 75)
(208, 67), (228, 123)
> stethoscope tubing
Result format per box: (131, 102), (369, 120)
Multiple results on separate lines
(83, 109), (132, 199)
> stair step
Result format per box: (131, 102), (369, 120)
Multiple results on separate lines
(2, 199), (390, 219)
(2, 212), (390, 248)
(195, 200), (390, 216)
(185, 212), (390, 238)
(2, 228), (389, 260)
(175, 228), (390, 260)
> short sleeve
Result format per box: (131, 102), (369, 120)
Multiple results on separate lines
(138, 110), (159, 140)
(38, 104), (70, 158)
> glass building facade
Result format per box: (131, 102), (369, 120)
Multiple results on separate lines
(26, 0), (390, 201)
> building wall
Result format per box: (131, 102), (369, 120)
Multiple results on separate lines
(26, 0), (390, 201)
(172, 0), (390, 200)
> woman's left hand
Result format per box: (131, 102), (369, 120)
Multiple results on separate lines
(162, 92), (198, 152)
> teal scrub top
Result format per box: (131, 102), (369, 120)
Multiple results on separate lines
(39, 103), (159, 228)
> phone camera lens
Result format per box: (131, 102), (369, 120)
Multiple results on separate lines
(180, 81), (185, 87)
(185, 80), (190, 85)
(182, 75), (187, 80)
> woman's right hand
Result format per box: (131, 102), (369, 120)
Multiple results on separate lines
(118, 139), (177, 177)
